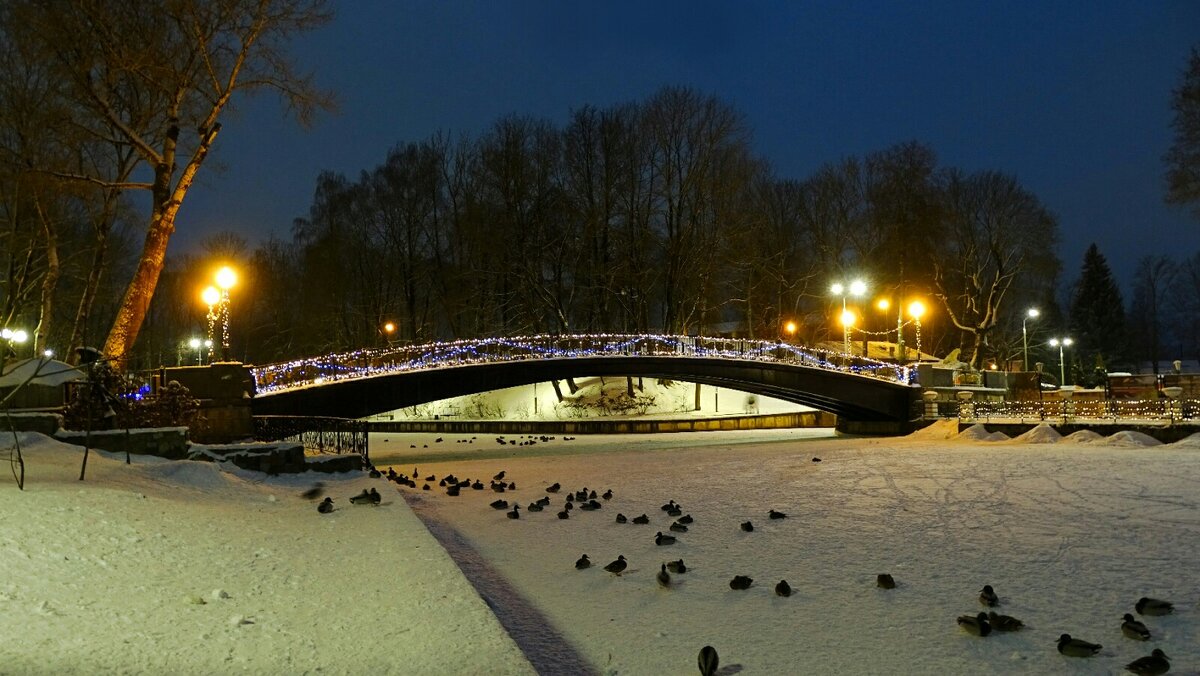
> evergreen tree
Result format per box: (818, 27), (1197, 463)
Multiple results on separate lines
(1068, 244), (1127, 379)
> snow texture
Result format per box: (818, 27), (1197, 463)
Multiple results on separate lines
(0, 434), (532, 674)
(5, 425), (1200, 674)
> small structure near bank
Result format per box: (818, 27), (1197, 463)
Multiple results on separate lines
(0, 358), (86, 410)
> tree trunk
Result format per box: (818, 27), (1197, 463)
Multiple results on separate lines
(550, 379), (564, 402)
(566, 377), (579, 394)
(102, 211), (175, 365)
(34, 205), (59, 355)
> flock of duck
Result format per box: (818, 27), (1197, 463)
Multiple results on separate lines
(313, 452), (1184, 675)
(954, 584), (1175, 674)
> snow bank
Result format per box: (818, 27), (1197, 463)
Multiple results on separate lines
(907, 419), (960, 440)
(0, 433), (532, 674)
(1097, 430), (1163, 447)
(1011, 423), (1062, 444)
(956, 423), (1010, 442)
(1171, 432), (1200, 448)
(1062, 429), (1105, 443)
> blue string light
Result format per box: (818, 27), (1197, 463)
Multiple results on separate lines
(252, 334), (913, 394)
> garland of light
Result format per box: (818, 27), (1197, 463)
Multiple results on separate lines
(251, 333), (915, 395)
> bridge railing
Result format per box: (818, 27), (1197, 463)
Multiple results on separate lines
(250, 334), (912, 395)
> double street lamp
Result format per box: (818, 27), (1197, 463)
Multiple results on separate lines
(831, 279), (867, 357)
(201, 266), (237, 362)
(1049, 337), (1073, 386)
(1022, 308), (1039, 372)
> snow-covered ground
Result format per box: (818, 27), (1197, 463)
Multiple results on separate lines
(0, 435), (532, 675)
(5, 424), (1199, 674)
(367, 378), (809, 422)
(378, 423), (1200, 675)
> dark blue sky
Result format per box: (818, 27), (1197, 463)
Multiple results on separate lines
(176, 1), (1200, 290)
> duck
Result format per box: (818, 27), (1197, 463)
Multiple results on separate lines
(740, 521), (754, 532)
(666, 559), (687, 574)
(978, 584), (999, 607)
(494, 471), (506, 480)
(957, 612), (991, 637)
(421, 484), (430, 491)
(632, 514), (650, 525)
(589, 490), (597, 500)
(1125, 649), (1170, 676)
(1121, 613), (1151, 640)
(348, 489), (372, 505)
(667, 506), (682, 517)
(583, 499), (603, 510)
(472, 480), (484, 490)
(509, 482), (517, 491)
(698, 646), (719, 676)
(557, 509), (570, 520)
(602, 489), (613, 500)
(987, 611), (1024, 632)
(677, 514), (694, 524)
(368, 488), (381, 504)
(1057, 634), (1101, 657)
(490, 499), (509, 510)
(657, 563), (671, 588)
(546, 483), (561, 493)
(1135, 597), (1173, 616)
(368, 468), (382, 478)
(317, 497), (333, 513)
(527, 501), (544, 512)
(775, 580), (791, 597)
(604, 555), (627, 575)
(661, 500), (677, 511)
(877, 574), (896, 589)
(729, 575), (753, 590)
(615, 513), (628, 524)
(425, 474), (435, 481)
(575, 554), (590, 570)
(506, 505), (520, 519)
(655, 532), (676, 546)
(768, 509), (787, 519)
(812, 457), (822, 462)
(446, 485), (460, 497)
(669, 521), (688, 533)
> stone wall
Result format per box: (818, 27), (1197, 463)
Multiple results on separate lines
(55, 427), (190, 459)
(1, 411), (63, 436)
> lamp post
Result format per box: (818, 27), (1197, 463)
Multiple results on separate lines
(382, 321), (396, 346)
(783, 320), (797, 343)
(201, 286), (220, 354)
(1022, 308), (1039, 372)
(1049, 337), (1073, 386)
(188, 338), (202, 365)
(214, 266), (236, 361)
(908, 301), (926, 360)
(2, 327), (28, 370)
(830, 279), (867, 357)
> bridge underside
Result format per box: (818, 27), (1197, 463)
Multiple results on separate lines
(252, 356), (919, 423)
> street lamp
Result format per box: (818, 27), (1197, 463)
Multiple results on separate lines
(831, 279), (867, 356)
(201, 285), (220, 355)
(214, 266), (236, 361)
(188, 337), (202, 365)
(2, 328), (29, 367)
(1022, 308), (1039, 372)
(1049, 337), (1073, 386)
(382, 321), (396, 345)
(783, 320), (797, 343)
(908, 301), (926, 360)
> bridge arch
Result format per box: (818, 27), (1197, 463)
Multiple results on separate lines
(250, 335), (919, 422)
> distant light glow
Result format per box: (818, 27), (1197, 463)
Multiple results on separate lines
(201, 286), (220, 306)
(43, 349), (54, 358)
(11, 329), (27, 343)
(876, 298), (890, 311)
(830, 282), (844, 295)
(839, 309), (856, 328)
(784, 321), (797, 335)
(848, 280), (867, 297)
(1027, 308), (1040, 319)
(189, 338), (201, 349)
(215, 266), (237, 290)
(383, 322), (396, 334)
(908, 301), (926, 319)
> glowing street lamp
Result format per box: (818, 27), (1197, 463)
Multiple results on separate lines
(188, 337), (202, 365)
(214, 266), (237, 361)
(1, 327), (28, 368)
(382, 321), (396, 345)
(908, 301), (926, 360)
(1022, 308), (1039, 372)
(831, 279), (867, 357)
(1049, 337), (1073, 386)
(783, 320), (797, 343)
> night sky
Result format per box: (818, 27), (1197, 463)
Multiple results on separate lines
(175, 1), (1200, 291)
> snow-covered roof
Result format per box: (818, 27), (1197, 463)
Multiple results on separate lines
(0, 358), (86, 387)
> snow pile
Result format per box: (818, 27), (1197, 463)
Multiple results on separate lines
(1097, 430), (1163, 447)
(907, 419), (960, 440)
(0, 358), (85, 387)
(956, 423), (1009, 442)
(1011, 423), (1062, 444)
(0, 433), (532, 674)
(1171, 432), (1200, 448)
(1062, 429), (1106, 443)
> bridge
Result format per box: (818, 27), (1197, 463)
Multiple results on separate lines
(249, 334), (921, 423)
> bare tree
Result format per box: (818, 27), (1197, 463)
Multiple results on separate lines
(1165, 46), (1200, 218)
(1129, 255), (1178, 374)
(6, 0), (333, 365)
(933, 170), (1059, 369)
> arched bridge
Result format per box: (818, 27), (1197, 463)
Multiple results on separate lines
(249, 335), (920, 422)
